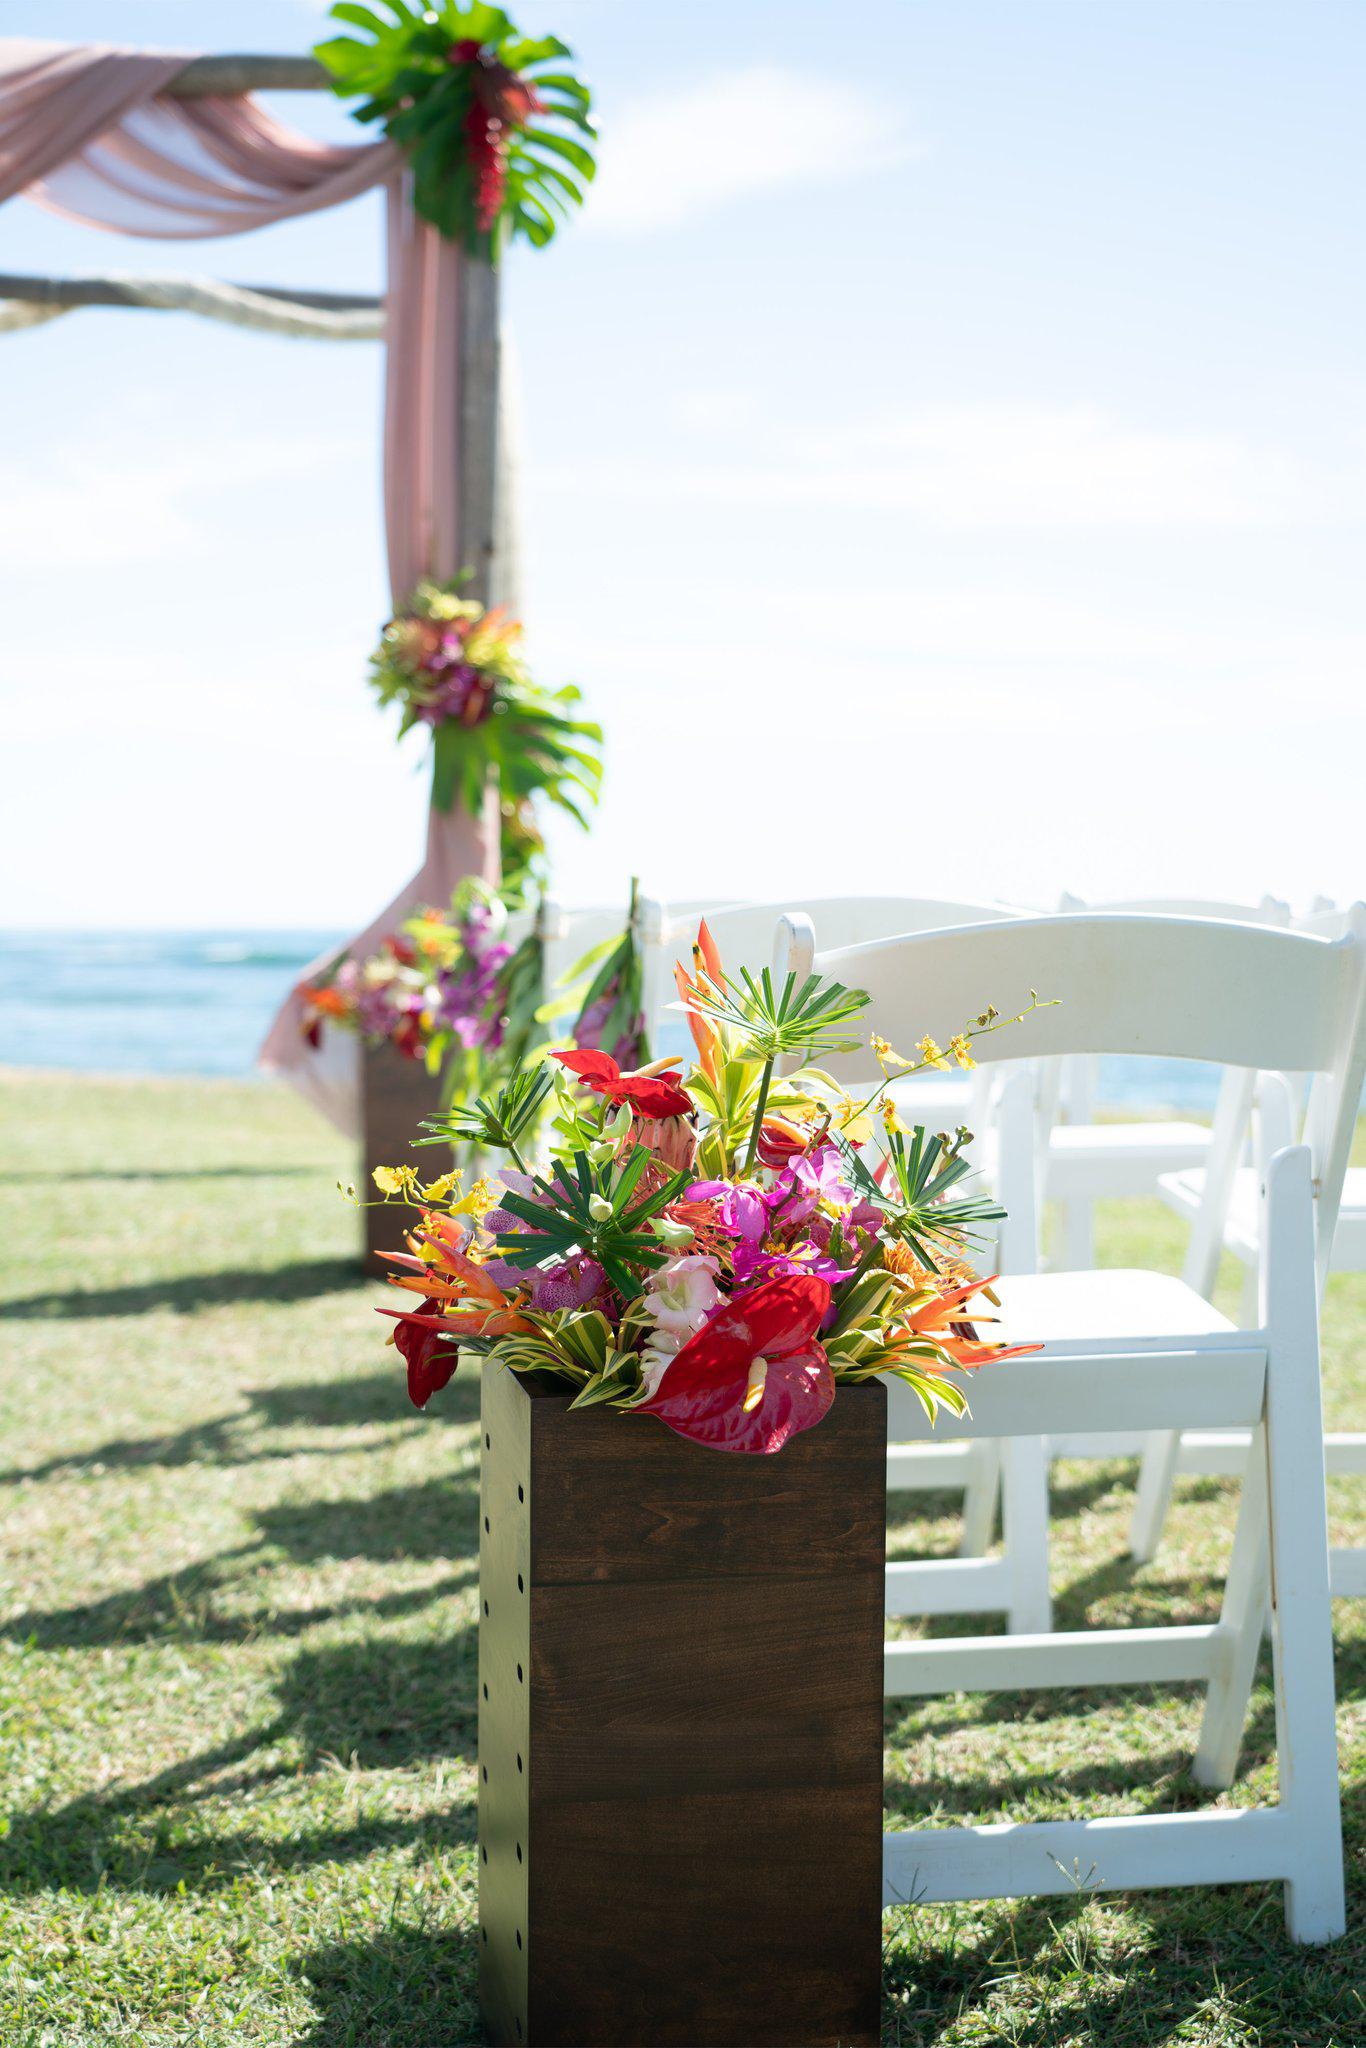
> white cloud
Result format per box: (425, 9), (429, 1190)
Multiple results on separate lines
(539, 399), (1323, 529)
(587, 66), (916, 234)
(0, 426), (363, 571)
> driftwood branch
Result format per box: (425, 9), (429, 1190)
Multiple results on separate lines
(0, 273), (377, 314)
(0, 272), (382, 340)
(165, 55), (330, 97)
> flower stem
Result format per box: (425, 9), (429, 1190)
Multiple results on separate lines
(742, 1057), (774, 1174)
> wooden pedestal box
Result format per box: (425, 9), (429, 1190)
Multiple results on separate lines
(478, 1363), (887, 2048)
(359, 1040), (445, 1278)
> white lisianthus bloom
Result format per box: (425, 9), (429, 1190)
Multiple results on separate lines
(645, 1253), (720, 1338)
(638, 1332), (681, 1400)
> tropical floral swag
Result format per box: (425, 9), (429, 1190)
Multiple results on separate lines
(368, 579), (602, 865)
(302, 881), (647, 1147)
(317, 2), (596, 256)
(302, 881), (519, 1069)
(373, 921), (1048, 1456)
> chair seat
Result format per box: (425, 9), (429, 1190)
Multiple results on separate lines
(1159, 1166), (1366, 1271)
(993, 1268), (1239, 1355)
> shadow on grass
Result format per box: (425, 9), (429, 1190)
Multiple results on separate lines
(296, 1927), (482, 2048)
(0, 1617), (478, 1895)
(882, 1861), (1365, 2048)
(276, 1628), (478, 1771)
(256, 1472), (481, 1568)
(0, 1167), (318, 1185)
(0, 1371), (478, 1485)
(0, 1790), (473, 1898)
(2, 1464), (480, 1648)
(0, 1257), (366, 1321)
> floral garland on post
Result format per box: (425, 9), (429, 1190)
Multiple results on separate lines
(317, 2), (596, 255)
(370, 922), (1051, 1456)
(302, 879), (520, 1067)
(368, 579), (603, 902)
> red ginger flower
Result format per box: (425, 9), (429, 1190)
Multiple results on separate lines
(447, 40), (543, 232)
(391, 1297), (460, 1409)
(636, 1273), (834, 1455)
(553, 1048), (693, 1120)
(380, 1212), (534, 1410)
(674, 919), (724, 1084)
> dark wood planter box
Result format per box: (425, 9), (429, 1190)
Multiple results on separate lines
(359, 1040), (445, 1278)
(478, 1363), (887, 2048)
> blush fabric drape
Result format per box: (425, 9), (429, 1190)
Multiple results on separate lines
(0, 39), (504, 1134)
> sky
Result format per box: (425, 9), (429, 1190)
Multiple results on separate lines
(2, 0), (1365, 929)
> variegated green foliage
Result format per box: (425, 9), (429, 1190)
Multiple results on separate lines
(840, 1125), (1006, 1268)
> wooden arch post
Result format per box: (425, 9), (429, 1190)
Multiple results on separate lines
(360, 249), (508, 1275)
(0, 50), (522, 1274)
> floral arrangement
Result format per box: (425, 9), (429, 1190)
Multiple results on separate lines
(375, 922), (1043, 1456)
(317, 2), (595, 255)
(367, 579), (602, 867)
(302, 880), (520, 1070)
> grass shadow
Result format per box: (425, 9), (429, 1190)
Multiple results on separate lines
(883, 1864), (1364, 2048)
(0, 1372), (477, 1485)
(295, 1926), (482, 2047)
(256, 1474), (480, 1570)
(0, 1167), (318, 1185)
(0, 1257), (366, 1321)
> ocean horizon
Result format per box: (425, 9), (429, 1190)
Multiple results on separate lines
(0, 927), (1228, 1112)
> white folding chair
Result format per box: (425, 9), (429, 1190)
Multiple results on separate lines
(1131, 903), (1366, 1579)
(1041, 894), (1291, 1269)
(775, 910), (1366, 1939)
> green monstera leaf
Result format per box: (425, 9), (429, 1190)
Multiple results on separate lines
(316, 2), (596, 255)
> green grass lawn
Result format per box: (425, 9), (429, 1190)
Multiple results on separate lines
(1, 1071), (1364, 2046)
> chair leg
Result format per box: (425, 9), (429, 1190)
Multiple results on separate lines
(1002, 1435), (1052, 1634)
(1129, 1428), (1182, 1561)
(1261, 1149), (1344, 1943)
(957, 1440), (1000, 1556)
(1059, 1196), (1094, 1271)
(1192, 1428), (1270, 1789)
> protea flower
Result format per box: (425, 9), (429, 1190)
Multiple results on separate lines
(627, 1108), (698, 1174)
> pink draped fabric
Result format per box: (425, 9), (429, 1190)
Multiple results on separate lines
(0, 39), (501, 1134)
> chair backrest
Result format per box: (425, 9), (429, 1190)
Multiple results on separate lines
(1049, 897), (1291, 1122)
(642, 896), (1032, 1048)
(1058, 891), (1291, 925)
(778, 909), (1366, 1293)
(539, 902), (637, 1009)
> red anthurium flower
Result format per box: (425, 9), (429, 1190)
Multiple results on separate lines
(636, 1273), (835, 1455)
(755, 1116), (810, 1169)
(553, 1048), (693, 1120)
(389, 1298), (460, 1410)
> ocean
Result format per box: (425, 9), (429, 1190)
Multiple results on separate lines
(0, 929), (342, 1079)
(0, 929), (1223, 1111)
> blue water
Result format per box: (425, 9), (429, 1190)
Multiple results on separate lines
(0, 930), (343, 1078)
(0, 929), (1223, 1110)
